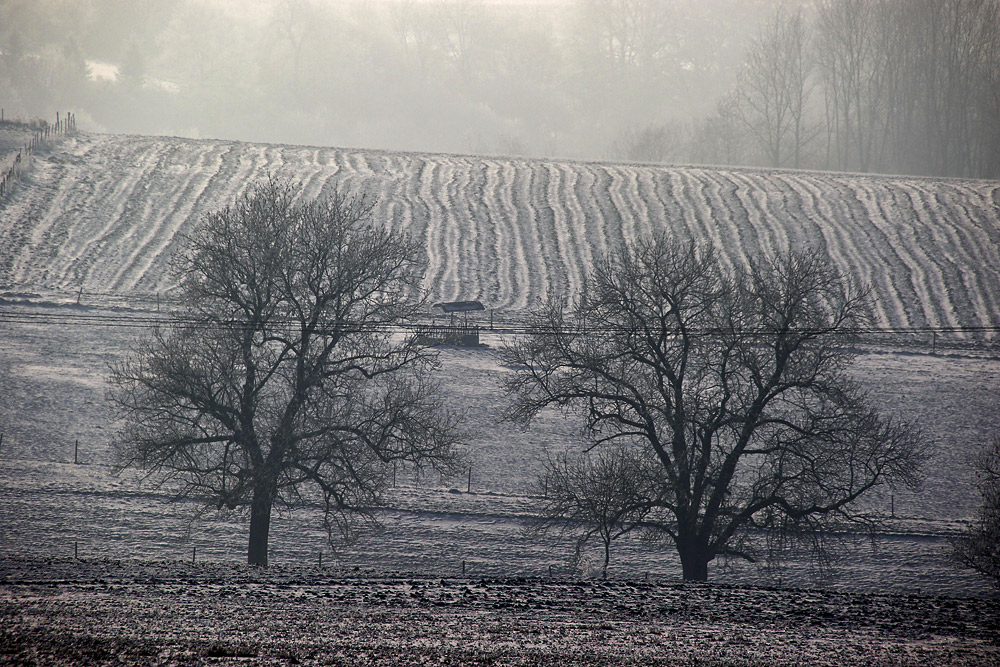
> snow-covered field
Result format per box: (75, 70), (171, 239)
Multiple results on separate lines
(0, 302), (997, 597)
(1, 134), (999, 664)
(1, 133), (999, 336)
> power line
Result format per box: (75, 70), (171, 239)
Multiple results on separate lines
(1, 306), (998, 337)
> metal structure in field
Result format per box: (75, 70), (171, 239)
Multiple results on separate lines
(415, 300), (486, 347)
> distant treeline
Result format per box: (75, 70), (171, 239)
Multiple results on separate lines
(691, 0), (1000, 179)
(0, 0), (997, 179)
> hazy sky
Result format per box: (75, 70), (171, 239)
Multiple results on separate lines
(2, 0), (776, 160)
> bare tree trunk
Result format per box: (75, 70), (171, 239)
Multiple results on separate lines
(602, 538), (610, 579)
(678, 540), (709, 582)
(677, 532), (710, 582)
(248, 483), (274, 566)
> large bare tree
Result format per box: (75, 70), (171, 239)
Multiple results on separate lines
(109, 178), (461, 566)
(504, 237), (925, 581)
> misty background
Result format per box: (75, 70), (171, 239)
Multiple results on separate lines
(1, 0), (998, 179)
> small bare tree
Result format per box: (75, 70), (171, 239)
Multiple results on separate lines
(534, 445), (658, 578)
(504, 236), (926, 581)
(109, 178), (462, 566)
(952, 434), (1000, 588)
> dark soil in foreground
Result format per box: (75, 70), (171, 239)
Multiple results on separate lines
(1, 557), (997, 666)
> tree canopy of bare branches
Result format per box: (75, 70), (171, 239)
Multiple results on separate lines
(731, 6), (813, 168)
(504, 237), (926, 581)
(108, 178), (462, 566)
(534, 445), (659, 578)
(952, 434), (1000, 588)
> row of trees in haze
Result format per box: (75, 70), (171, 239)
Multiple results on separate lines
(711, 0), (1000, 178)
(0, 0), (758, 159)
(3, 0), (998, 178)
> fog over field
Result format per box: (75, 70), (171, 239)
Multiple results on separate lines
(3, 0), (999, 177)
(0, 0), (773, 157)
(2, 2), (1000, 665)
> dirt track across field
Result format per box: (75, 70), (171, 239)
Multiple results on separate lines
(1, 557), (997, 666)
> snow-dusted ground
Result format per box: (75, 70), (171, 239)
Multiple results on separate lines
(0, 124), (32, 157)
(0, 302), (997, 598)
(1, 133), (998, 335)
(2, 556), (998, 666)
(2, 134), (999, 663)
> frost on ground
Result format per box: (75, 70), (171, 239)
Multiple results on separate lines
(2, 130), (1000, 662)
(1, 303), (999, 595)
(1, 556), (997, 666)
(2, 133), (999, 333)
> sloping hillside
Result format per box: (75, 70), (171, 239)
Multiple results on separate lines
(1, 133), (998, 332)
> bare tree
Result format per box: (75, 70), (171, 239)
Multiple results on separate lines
(731, 6), (813, 168)
(609, 122), (688, 164)
(269, 0), (313, 92)
(503, 237), (926, 581)
(578, 0), (675, 72)
(689, 95), (754, 167)
(534, 445), (658, 578)
(109, 178), (462, 566)
(434, 0), (487, 86)
(952, 434), (1000, 588)
(814, 0), (883, 172)
(572, 0), (682, 139)
(386, 0), (442, 78)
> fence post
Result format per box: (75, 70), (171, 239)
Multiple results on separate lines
(467, 466), (472, 493)
(74, 439), (79, 464)
(192, 547), (197, 564)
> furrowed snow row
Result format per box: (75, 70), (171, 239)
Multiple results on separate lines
(1, 134), (997, 338)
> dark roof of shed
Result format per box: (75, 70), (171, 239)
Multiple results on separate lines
(435, 300), (485, 313)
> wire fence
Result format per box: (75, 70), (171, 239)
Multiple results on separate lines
(0, 112), (77, 201)
(0, 300), (997, 355)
